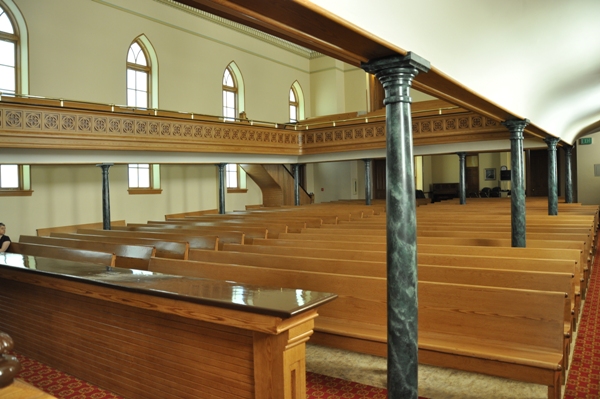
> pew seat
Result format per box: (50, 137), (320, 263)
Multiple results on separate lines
(7, 242), (116, 267)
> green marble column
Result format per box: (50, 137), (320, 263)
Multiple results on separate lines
(362, 52), (430, 399)
(563, 145), (573, 203)
(502, 119), (529, 247)
(292, 164), (300, 206)
(364, 159), (372, 205)
(217, 163), (226, 214)
(96, 163), (114, 230)
(457, 152), (467, 205)
(544, 137), (560, 215)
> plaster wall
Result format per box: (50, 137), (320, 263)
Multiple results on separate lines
(312, 161), (353, 203)
(14, 0), (311, 123)
(1, 163), (261, 243)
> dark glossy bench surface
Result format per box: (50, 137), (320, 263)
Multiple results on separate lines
(0, 252), (337, 318)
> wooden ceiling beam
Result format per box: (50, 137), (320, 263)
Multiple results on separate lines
(163, 1), (560, 142)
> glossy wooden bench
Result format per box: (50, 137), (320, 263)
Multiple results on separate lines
(7, 242), (116, 267)
(147, 257), (564, 399)
(0, 253), (336, 399)
(50, 232), (190, 260)
(20, 235), (155, 270)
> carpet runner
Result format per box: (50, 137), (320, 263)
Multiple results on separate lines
(11, 351), (406, 399)
(563, 238), (600, 399)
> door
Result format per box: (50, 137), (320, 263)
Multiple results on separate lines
(526, 149), (549, 197)
(373, 159), (386, 200)
(466, 167), (479, 197)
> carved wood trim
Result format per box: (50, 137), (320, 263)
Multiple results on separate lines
(0, 101), (517, 155)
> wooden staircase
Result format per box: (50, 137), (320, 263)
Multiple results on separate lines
(240, 164), (312, 207)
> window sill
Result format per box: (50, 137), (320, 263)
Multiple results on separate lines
(0, 190), (33, 197)
(128, 188), (163, 195)
(227, 188), (248, 194)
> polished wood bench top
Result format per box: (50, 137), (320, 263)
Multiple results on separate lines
(0, 252), (337, 319)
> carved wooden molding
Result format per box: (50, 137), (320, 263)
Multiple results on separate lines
(0, 104), (302, 154)
(0, 102), (509, 155)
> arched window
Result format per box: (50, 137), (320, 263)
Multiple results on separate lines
(290, 81), (305, 122)
(126, 40), (150, 108)
(0, 0), (25, 96)
(289, 87), (299, 123)
(222, 61), (244, 121)
(222, 65), (237, 121)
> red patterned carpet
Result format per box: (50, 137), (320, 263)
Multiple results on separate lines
(563, 241), (600, 399)
(11, 351), (404, 399)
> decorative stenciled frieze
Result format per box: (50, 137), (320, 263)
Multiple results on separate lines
(0, 106), (302, 150)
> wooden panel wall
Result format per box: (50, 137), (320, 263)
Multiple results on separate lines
(0, 279), (255, 399)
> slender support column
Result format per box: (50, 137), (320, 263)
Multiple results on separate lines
(502, 119), (529, 247)
(563, 145), (574, 203)
(96, 163), (113, 230)
(362, 53), (430, 399)
(364, 159), (372, 205)
(292, 164), (300, 206)
(544, 137), (560, 215)
(217, 163), (226, 214)
(457, 152), (467, 205)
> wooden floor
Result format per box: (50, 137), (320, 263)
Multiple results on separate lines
(0, 379), (56, 399)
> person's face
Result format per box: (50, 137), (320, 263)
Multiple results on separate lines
(0, 226), (5, 235)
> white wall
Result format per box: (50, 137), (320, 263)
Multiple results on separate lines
(1, 163), (261, 242)
(15, 0), (311, 123)
(312, 161), (353, 203)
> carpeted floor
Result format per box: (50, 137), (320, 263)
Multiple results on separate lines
(563, 243), (600, 399)
(11, 351), (403, 399)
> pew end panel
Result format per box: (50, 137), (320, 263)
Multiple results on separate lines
(0, 254), (337, 399)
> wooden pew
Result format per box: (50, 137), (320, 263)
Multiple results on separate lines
(147, 257), (565, 399)
(20, 235), (155, 270)
(76, 229), (222, 250)
(36, 220), (127, 236)
(113, 225), (257, 243)
(0, 253), (336, 399)
(7, 242), (116, 267)
(191, 247), (579, 327)
(164, 209), (218, 219)
(50, 233), (189, 260)
(141, 220), (286, 238)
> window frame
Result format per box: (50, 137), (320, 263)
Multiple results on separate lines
(127, 163), (162, 195)
(289, 87), (299, 123)
(0, 2), (18, 95)
(126, 40), (151, 109)
(0, 164), (32, 196)
(226, 163), (247, 193)
(222, 66), (238, 121)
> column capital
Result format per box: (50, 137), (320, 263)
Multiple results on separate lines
(563, 144), (574, 153)
(362, 52), (431, 75)
(456, 152), (467, 158)
(502, 118), (530, 140)
(362, 53), (430, 106)
(543, 136), (560, 149)
(95, 163), (114, 169)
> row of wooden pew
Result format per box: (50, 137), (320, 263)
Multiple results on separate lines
(8, 199), (598, 399)
(144, 201), (596, 399)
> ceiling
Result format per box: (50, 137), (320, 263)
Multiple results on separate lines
(176, 0), (600, 146)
